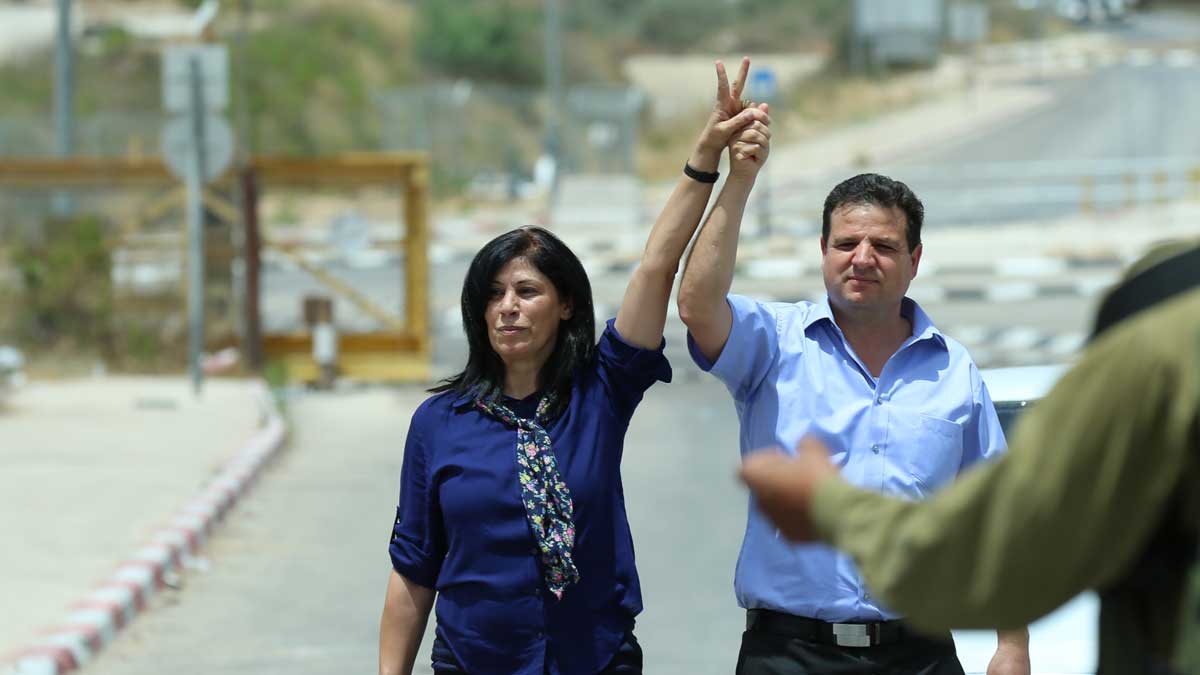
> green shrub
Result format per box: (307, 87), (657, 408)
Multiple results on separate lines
(632, 0), (731, 52)
(237, 4), (401, 154)
(12, 214), (113, 352)
(413, 1), (543, 85)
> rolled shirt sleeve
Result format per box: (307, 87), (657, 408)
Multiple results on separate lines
(595, 318), (672, 420)
(959, 365), (1007, 471)
(810, 303), (1196, 631)
(389, 402), (446, 588)
(687, 294), (783, 402)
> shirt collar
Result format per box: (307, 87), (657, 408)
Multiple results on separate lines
(801, 295), (838, 332)
(805, 295), (946, 349)
(451, 387), (548, 410)
(903, 297), (947, 348)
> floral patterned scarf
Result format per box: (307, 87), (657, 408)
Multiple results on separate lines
(475, 393), (580, 599)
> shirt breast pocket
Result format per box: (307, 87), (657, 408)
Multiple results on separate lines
(899, 413), (963, 491)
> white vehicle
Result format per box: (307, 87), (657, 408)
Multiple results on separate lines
(983, 364), (1069, 435)
(953, 364), (1098, 674)
(0, 345), (25, 402)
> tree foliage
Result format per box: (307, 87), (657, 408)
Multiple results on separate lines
(237, 4), (403, 154)
(632, 0), (733, 53)
(413, 0), (544, 85)
(13, 215), (113, 351)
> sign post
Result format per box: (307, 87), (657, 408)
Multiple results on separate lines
(749, 67), (778, 238)
(161, 45), (233, 396)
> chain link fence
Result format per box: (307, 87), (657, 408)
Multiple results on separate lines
(0, 81), (644, 371)
(0, 111), (167, 158)
(0, 107), (293, 373)
(0, 149), (240, 374)
(376, 81), (644, 198)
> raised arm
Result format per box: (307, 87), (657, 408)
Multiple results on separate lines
(676, 65), (772, 363)
(379, 570), (435, 675)
(614, 57), (769, 348)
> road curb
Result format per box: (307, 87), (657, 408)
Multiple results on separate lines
(0, 382), (288, 675)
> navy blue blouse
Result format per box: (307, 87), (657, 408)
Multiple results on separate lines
(389, 320), (672, 675)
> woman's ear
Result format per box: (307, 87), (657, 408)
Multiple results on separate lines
(560, 302), (573, 321)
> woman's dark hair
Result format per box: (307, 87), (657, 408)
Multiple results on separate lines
(430, 226), (595, 416)
(822, 173), (924, 252)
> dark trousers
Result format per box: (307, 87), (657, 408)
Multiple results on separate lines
(430, 632), (642, 674)
(736, 614), (965, 675)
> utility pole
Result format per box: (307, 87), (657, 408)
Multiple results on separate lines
(186, 56), (209, 396)
(1034, 0), (1049, 84)
(749, 68), (778, 238)
(52, 0), (75, 217)
(542, 0), (564, 201)
(162, 44), (232, 396)
(232, 0), (259, 370)
(849, 0), (867, 74)
(234, 0), (253, 161)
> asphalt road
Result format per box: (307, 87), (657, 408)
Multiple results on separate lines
(1109, 6), (1200, 43)
(906, 9), (1200, 165)
(884, 58), (1200, 225)
(766, 10), (1200, 227)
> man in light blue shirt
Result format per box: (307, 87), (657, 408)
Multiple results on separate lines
(678, 168), (1031, 674)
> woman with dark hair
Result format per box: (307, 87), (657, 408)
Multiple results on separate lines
(379, 58), (772, 675)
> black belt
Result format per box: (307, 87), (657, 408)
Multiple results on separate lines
(746, 609), (912, 648)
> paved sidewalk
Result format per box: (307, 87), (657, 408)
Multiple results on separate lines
(0, 376), (279, 671)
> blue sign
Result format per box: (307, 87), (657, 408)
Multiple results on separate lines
(748, 67), (778, 103)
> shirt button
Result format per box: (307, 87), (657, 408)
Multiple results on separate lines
(874, 396), (882, 405)
(871, 444), (880, 453)
(536, 631), (545, 639)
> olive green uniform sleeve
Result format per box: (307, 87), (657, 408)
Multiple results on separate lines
(811, 290), (1200, 632)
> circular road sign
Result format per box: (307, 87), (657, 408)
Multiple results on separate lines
(161, 114), (235, 183)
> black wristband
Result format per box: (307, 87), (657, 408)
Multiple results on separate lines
(684, 162), (719, 184)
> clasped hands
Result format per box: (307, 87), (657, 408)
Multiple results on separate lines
(692, 57), (772, 178)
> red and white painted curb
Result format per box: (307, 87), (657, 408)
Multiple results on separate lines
(1, 382), (288, 675)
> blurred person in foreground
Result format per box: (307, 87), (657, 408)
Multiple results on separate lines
(740, 241), (1200, 674)
(677, 166), (1030, 673)
(378, 60), (771, 675)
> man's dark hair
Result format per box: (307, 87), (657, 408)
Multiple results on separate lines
(431, 226), (595, 416)
(821, 173), (924, 252)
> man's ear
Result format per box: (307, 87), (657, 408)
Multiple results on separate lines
(910, 243), (923, 279)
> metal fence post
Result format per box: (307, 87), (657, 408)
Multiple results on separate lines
(186, 56), (209, 396)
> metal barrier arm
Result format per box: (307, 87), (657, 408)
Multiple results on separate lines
(268, 245), (406, 332)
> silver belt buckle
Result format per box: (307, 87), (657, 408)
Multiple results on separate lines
(832, 623), (872, 647)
